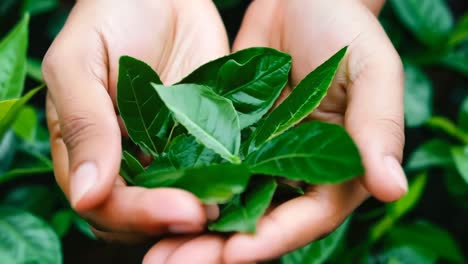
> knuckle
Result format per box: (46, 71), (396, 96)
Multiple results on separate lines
(60, 113), (99, 151)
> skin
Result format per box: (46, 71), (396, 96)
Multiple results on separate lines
(44, 0), (228, 240)
(43, 0), (406, 263)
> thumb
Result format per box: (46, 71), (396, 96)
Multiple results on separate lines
(43, 27), (121, 212)
(345, 36), (407, 202)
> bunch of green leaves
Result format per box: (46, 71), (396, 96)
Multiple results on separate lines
(117, 46), (364, 233)
(381, 0), (468, 128)
(0, 14), (96, 264)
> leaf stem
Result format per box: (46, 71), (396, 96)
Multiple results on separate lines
(163, 122), (178, 152)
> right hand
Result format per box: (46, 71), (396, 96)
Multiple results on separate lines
(43, 0), (229, 242)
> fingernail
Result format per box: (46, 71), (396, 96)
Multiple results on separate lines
(168, 224), (202, 234)
(204, 204), (219, 221)
(384, 156), (408, 193)
(70, 162), (98, 207)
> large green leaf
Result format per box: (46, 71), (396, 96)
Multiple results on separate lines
(281, 219), (349, 264)
(0, 86), (42, 139)
(406, 139), (453, 171)
(135, 164), (251, 204)
(181, 48), (291, 129)
(450, 146), (468, 185)
(209, 177), (277, 233)
(154, 84), (241, 163)
(390, 0), (454, 47)
(117, 56), (171, 155)
(403, 63), (432, 127)
(246, 122), (363, 184)
(385, 222), (465, 264)
(0, 207), (62, 264)
(0, 15), (29, 100)
(245, 47), (347, 152)
(168, 135), (220, 168)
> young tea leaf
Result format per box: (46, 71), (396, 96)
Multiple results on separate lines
(117, 56), (171, 155)
(0, 15), (29, 100)
(168, 135), (220, 168)
(0, 86), (42, 139)
(153, 84), (241, 163)
(181, 48), (291, 129)
(209, 177), (277, 233)
(120, 151), (144, 185)
(245, 47), (347, 152)
(246, 122), (363, 184)
(135, 163), (251, 204)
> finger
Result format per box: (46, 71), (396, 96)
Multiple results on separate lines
(145, 235), (225, 264)
(143, 237), (194, 264)
(43, 14), (120, 211)
(224, 180), (368, 263)
(345, 25), (407, 202)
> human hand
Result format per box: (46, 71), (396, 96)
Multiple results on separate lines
(142, 0), (407, 263)
(43, 0), (229, 242)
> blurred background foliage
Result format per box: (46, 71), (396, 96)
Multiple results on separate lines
(0, 0), (467, 263)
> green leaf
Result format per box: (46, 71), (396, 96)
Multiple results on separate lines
(449, 13), (468, 46)
(0, 130), (16, 173)
(168, 135), (220, 168)
(406, 139), (453, 171)
(246, 122), (363, 184)
(135, 163), (251, 204)
(73, 215), (96, 240)
(0, 15), (29, 100)
(390, 0), (454, 47)
(385, 222), (465, 264)
(154, 84), (241, 163)
(50, 210), (74, 238)
(1, 185), (57, 219)
(370, 172), (428, 242)
(439, 43), (468, 76)
(450, 146), (468, 185)
(281, 219), (349, 264)
(369, 246), (436, 264)
(0, 86), (42, 139)
(458, 96), (468, 132)
(209, 177), (277, 233)
(246, 47), (347, 151)
(120, 151), (144, 185)
(426, 116), (468, 144)
(12, 106), (37, 142)
(27, 58), (43, 82)
(22, 0), (58, 15)
(117, 56), (171, 155)
(403, 63), (432, 127)
(0, 207), (62, 264)
(181, 48), (291, 129)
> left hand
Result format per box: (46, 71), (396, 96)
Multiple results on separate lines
(142, 0), (407, 263)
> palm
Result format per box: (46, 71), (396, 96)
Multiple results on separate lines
(143, 1), (405, 263)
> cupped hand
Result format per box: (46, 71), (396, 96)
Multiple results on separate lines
(43, 0), (229, 242)
(143, 0), (407, 263)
